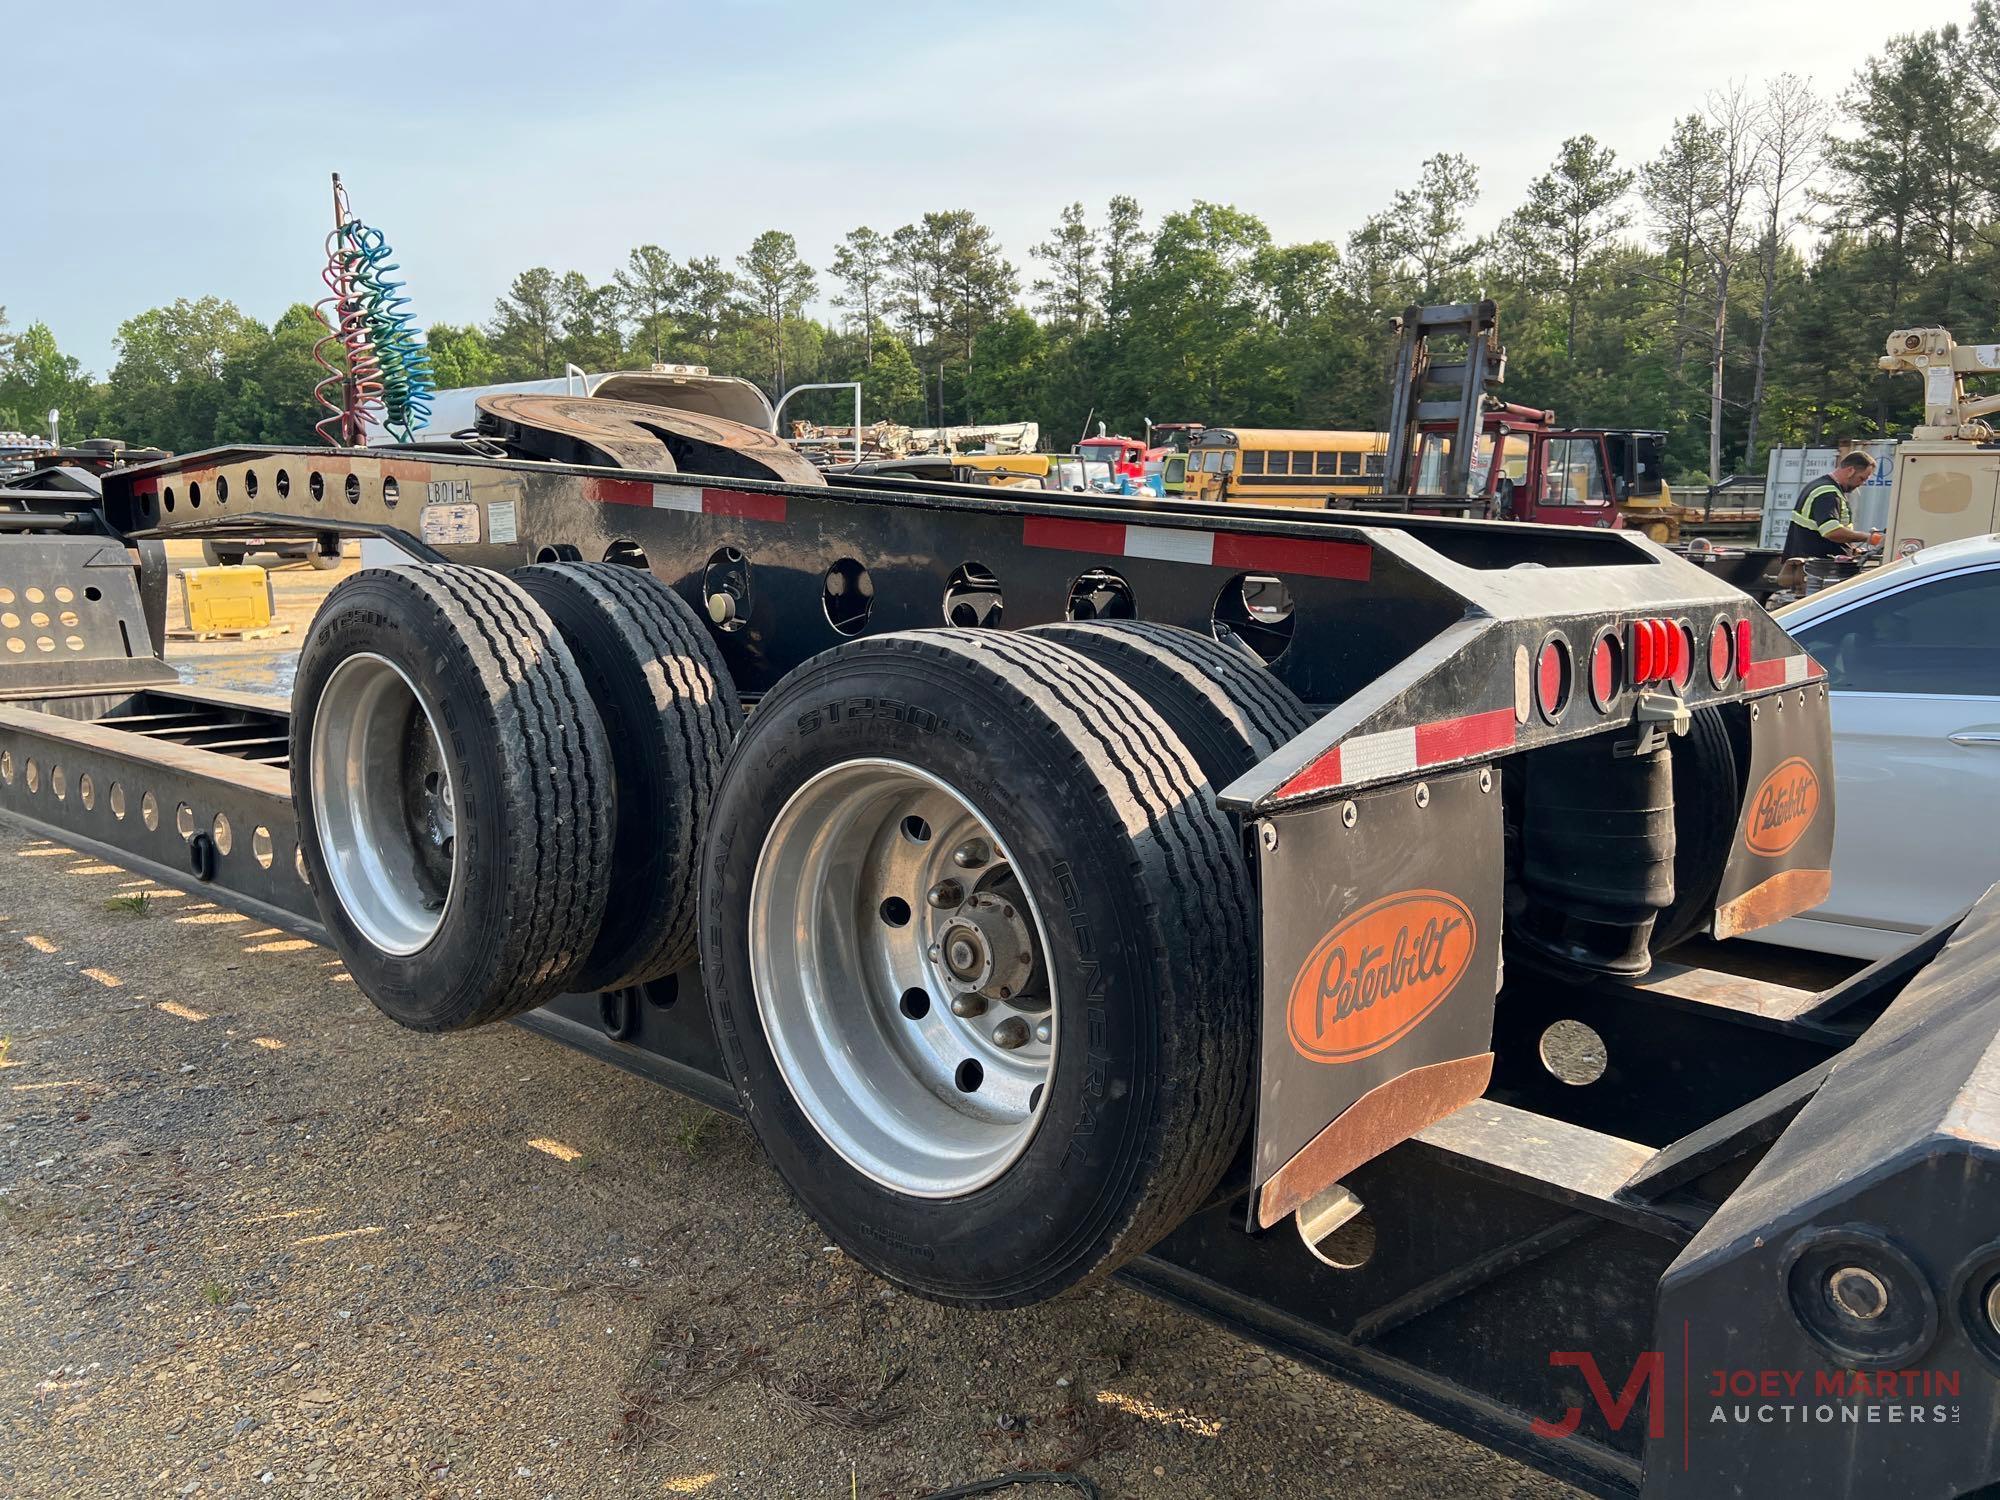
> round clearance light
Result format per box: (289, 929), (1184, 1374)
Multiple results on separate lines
(1670, 621), (1695, 689)
(1589, 632), (1621, 711)
(1536, 635), (1573, 722)
(1630, 619), (1657, 684)
(1709, 617), (1735, 688)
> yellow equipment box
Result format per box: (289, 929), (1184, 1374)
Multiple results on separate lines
(179, 565), (275, 634)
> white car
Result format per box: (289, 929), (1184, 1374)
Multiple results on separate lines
(1754, 534), (2000, 959)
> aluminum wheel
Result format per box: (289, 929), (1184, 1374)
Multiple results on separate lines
(749, 759), (1057, 1198)
(308, 651), (456, 957)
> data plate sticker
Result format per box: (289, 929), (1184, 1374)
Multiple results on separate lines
(420, 503), (480, 547)
(487, 500), (518, 545)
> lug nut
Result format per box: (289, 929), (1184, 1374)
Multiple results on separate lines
(951, 839), (991, 869)
(1827, 1265), (1889, 1322)
(927, 879), (965, 909)
(950, 994), (988, 1019)
(1035, 1017), (1052, 1045)
(991, 1017), (1030, 1050)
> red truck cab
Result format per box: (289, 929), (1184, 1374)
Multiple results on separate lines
(1076, 434), (1162, 485)
(1412, 405), (1641, 529)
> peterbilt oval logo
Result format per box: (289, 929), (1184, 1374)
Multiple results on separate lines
(1745, 756), (1821, 857)
(1286, 890), (1477, 1063)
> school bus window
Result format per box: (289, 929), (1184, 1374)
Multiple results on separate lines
(1338, 451), (1362, 477)
(1266, 452), (1289, 476)
(1291, 452), (1314, 475)
(1198, 449), (1223, 473)
(1316, 452), (1339, 476)
(1364, 452), (1385, 476)
(1242, 451), (1266, 476)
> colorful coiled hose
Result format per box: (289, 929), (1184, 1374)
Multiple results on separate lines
(312, 176), (434, 445)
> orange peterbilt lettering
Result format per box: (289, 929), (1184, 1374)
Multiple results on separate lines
(1286, 890), (1477, 1062)
(1744, 756), (1820, 858)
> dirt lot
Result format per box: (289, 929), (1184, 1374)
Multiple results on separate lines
(0, 548), (1577, 1498)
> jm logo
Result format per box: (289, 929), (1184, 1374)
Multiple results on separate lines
(1532, 1352), (1666, 1440)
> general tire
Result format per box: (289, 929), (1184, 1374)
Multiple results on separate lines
(290, 563), (613, 1029)
(699, 629), (1256, 1308)
(1026, 619), (1315, 787)
(515, 561), (741, 989)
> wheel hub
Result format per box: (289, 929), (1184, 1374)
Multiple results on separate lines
(309, 652), (458, 956)
(931, 891), (1034, 1002)
(747, 759), (1059, 1198)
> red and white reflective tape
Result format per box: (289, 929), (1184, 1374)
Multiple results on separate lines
(583, 478), (787, 523)
(1275, 705), (1516, 800)
(1740, 651), (1824, 691)
(1022, 516), (1370, 582)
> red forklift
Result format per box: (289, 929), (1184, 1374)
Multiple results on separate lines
(1411, 405), (1671, 534)
(1349, 302), (1672, 537)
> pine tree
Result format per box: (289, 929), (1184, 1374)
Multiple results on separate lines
(613, 246), (681, 366)
(1511, 136), (1634, 357)
(831, 228), (890, 364)
(1031, 203), (1103, 328)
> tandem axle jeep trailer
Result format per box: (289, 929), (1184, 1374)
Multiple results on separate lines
(1, 400), (1996, 1497)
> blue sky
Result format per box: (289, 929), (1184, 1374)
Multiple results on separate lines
(3, 0), (1975, 375)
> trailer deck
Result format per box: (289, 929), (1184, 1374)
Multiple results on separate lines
(0, 675), (1985, 1494)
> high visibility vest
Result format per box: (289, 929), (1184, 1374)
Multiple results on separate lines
(1791, 481), (1850, 538)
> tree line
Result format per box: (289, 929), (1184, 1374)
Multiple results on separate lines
(4, 6), (1998, 483)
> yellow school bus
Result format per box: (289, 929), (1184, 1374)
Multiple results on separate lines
(1183, 429), (1388, 508)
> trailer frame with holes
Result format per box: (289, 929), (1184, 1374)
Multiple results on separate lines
(0, 436), (1996, 1498)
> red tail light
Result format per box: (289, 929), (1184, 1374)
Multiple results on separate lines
(1736, 618), (1753, 678)
(1589, 633), (1620, 709)
(1709, 617), (1734, 686)
(1626, 617), (1697, 688)
(1535, 636), (1572, 721)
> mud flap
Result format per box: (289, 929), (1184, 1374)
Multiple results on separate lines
(1250, 767), (1503, 1229)
(1711, 682), (1835, 940)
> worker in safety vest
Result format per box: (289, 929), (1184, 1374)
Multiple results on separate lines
(1781, 451), (1883, 561)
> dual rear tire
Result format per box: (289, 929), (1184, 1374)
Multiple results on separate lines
(296, 573), (1306, 1306)
(291, 561), (733, 1027)
(699, 624), (1306, 1306)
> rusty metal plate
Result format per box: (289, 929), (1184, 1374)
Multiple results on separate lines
(474, 394), (825, 487)
(1251, 766), (1504, 1225)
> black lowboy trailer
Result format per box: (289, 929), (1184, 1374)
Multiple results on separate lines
(2, 402), (1997, 1497)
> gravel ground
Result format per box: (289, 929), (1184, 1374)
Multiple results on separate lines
(0, 546), (1580, 1498)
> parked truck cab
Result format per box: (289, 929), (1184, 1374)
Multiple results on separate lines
(1403, 408), (1667, 533)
